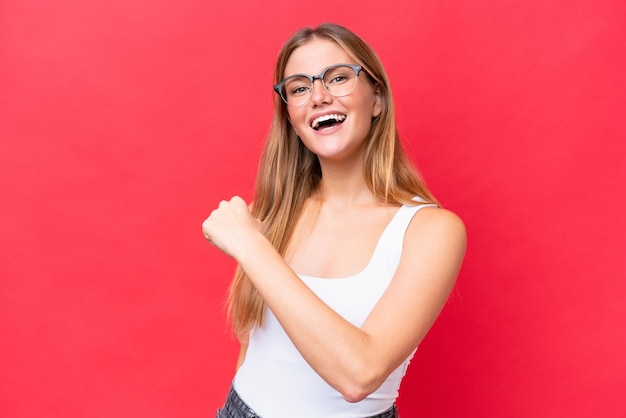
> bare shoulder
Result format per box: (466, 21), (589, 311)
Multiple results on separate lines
(409, 206), (466, 241)
(404, 207), (467, 267)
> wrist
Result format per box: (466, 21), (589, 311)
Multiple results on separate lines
(232, 230), (271, 264)
(234, 232), (282, 282)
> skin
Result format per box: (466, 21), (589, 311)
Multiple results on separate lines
(202, 39), (467, 403)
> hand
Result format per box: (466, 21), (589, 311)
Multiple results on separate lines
(201, 196), (263, 259)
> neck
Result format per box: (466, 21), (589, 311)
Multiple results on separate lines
(314, 157), (375, 208)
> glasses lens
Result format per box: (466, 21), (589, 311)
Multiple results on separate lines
(323, 65), (358, 97)
(282, 76), (313, 106)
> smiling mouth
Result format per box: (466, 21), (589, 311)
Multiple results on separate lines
(311, 114), (347, 131)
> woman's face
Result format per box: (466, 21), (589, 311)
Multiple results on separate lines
(283, 39), (381, 164)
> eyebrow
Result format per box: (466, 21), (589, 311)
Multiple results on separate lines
(282, 63), (359, 79)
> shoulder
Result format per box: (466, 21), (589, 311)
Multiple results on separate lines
(405, 206), (467, 259)
(410, 206), (465, 233)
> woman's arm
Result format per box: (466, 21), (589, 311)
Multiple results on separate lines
(236, 339), (248, 371)
(203, 196), (466, 402)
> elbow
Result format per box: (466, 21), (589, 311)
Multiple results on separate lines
(341, 388), (371, 404)
(337, 365), (386, 403)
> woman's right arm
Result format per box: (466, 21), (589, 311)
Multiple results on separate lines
(236, 337), (248, 371)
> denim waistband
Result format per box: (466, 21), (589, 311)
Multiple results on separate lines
(217, 384), (261, 418)
(216, 385), (399, 418)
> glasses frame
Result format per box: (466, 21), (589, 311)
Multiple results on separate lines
(273, 63), (364, 107)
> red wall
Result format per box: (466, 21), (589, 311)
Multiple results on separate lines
(1, 1), (625, 417)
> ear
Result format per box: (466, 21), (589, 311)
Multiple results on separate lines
(372, 84), (382, 118)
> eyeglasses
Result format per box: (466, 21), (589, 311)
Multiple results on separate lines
(274, 64), (363, 107)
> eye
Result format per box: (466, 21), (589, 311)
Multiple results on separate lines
(324, 67), (352, 85)
(284, 76), (311, 97)
(329, 75), (348, 84)
(291, 85), (310, 95)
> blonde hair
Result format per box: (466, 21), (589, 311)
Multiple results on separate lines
(228, 23), (437, 339)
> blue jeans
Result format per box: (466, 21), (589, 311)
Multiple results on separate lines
(216, 385), (399, 418)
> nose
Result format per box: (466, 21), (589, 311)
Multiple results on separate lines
(309, 78), (332, 105)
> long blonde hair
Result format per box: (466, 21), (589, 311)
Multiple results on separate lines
(228, 23), (437, 339)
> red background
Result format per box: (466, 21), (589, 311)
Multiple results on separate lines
(1, 1), (625, 417)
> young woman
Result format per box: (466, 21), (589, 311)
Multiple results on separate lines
(203, 23), (466, 418)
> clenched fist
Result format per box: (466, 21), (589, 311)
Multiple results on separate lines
(202, 196), (263, 259)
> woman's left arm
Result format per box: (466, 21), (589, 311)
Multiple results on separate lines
(202, 196), (466, 402)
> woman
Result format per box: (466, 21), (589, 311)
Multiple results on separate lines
(203, 23), (466, 418)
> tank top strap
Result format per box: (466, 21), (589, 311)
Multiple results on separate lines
(376, 201), (438, 272)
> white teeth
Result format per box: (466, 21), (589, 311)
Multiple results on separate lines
(311, 114), (346, 129)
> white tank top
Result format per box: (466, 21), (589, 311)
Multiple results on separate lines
(234, 202), (436, 418)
